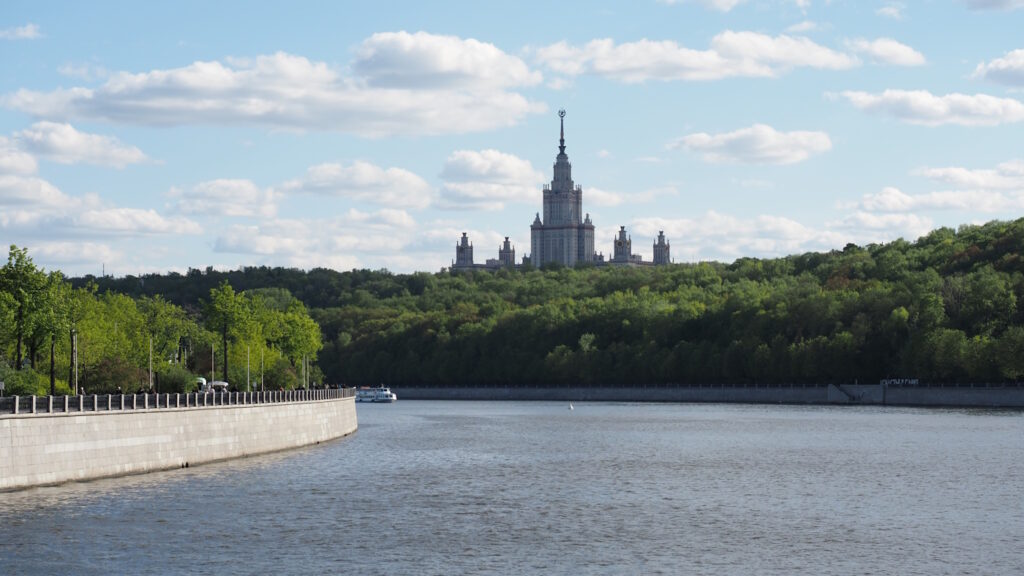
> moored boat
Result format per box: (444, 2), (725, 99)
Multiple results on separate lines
(356, 385), (398, 403)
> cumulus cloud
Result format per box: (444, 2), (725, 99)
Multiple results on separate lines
(964, 0), (1024, 10)
(0, 136), (38, 175)
(973, 49), (1024, 87)
(632, 211), (849, 261)
(837, 89), (1024, 126)
(283, 160), (434, 210)
(73, 208), (201, 235)
(170, 179), (277, 218)
(15, 122), (148, 167)
(913, 160), (1024, 190)
(0, 175), (72, 211)
(830, 211), (935, 239)
(534, 32), (858, 83)
(586, 186), (678, 207)
(1, 140), (198, 238)
(30, 241), (120, 266)
(0, 23), (40, 40)
(2, 37), (545, 136)
(657, 0), (746, 10)
(853, 160), (1024, 216)
(439, 149), (545, 210)
(846, 38), (925, 66)
(354, 31), (542, 89)
(212, 209), (421, 270)
(876, 4), (905, 19)
(786, 21), (819, 33)
(669, 124), (831, 164)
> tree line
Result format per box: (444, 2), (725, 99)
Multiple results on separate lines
(38, 217), (1024, 387)
(0, 246), (322, 396)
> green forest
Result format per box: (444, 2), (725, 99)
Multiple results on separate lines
(0, 246), (323, 396)
(4, 218), (1024, 393)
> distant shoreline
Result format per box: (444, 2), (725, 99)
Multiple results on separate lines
(391, 384), (1024, 408)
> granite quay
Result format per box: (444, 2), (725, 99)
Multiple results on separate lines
(0, 388), (357, 491)
(392, 382), (1024, 407)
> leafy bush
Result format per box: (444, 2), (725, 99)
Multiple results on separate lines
(0, 365), (49, 396)
(82, 356), (147, 394)
(156, 363), (199, 393)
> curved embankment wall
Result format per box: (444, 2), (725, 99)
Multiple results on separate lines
(392, 385), (1024, 407)
(0, 395), (357, 491)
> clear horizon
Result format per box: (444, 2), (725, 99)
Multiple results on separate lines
(2, 1), (1023, 277)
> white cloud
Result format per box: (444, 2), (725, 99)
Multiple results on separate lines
(73, 208), (202, 235)
(831, 211), (934, 239)
(354, 31), (542, 89)
(283, 160), (434, 209)
(439, 149), (545, 210)
(838, 89), (1024, 126)
(633, 211), (848, 261)
(1, 160), (200, 238)
(171, 179), (277, 218)
(0, 136), (38, 175)
(534, 32), (858, 83)
(876, 4), (905, 19)
(669, 124), (832, 164)
(587, 187), (626, 207)
(973, 49), (1024, 87)
(212, 209), (420, 270)
(30, 241), (120, 266)
(913, 160), (1024, 189)
(854, 160), (1024, 215)
(587, 186), (678, 207)
(0, 174), (71, 210)
(0, 23), (40, 40)
(964, 0), (1024, 10)
(2, 40), (545, 136)
(57, 63), (109, 81)
(846, 38), (925, 66)
(0, 192), (201, 236)
(15, 122), (148, 167)
(657, 0), (746, 10)
(786, 21), (819, 33)
(345, 207), (417, 229)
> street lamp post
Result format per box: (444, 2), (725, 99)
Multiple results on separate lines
(72, 329), (78, 395)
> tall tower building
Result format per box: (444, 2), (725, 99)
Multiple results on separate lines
(653, 230), (670, 265)
(530, 110), (595, 267)
(498, 237), (515, 267)
(612, 226), (632, 262)
(455, 232), (473, 267)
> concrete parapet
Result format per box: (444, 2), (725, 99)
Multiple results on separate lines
(0, 390), (358, 491)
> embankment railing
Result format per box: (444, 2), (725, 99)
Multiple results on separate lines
(0, 387), (355, 416)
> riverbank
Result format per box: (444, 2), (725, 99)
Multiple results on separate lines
(392, 384), (1024, 407)
(0, 389), (358, 491)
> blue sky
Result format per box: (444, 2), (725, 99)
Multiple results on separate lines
(2, 0), (1023, 276)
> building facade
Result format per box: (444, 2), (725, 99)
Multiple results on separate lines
(653, 230), (671, 265)
(530, 110), (596, 268)
(451, 110), (671, 271)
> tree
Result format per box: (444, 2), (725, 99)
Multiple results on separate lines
(40, 272), (71, 395)
(0, 245), (48, 370)
(202, 281), (249, 383)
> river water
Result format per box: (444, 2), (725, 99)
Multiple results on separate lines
(1, 402), (1021, 575)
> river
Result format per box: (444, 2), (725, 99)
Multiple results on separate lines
(1, 401), (1021, 575)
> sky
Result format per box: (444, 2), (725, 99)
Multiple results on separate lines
(1, 0), (1023, 277)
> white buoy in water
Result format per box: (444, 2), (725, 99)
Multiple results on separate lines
(569, 402), (574, 410)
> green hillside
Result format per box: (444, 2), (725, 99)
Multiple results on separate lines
(48, 217), (1024, 387)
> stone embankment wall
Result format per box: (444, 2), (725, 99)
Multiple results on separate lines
(0, 390), (357, 491)
(393, 385), (1024, 407)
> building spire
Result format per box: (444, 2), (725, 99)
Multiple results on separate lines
(558, 109), (566, 155)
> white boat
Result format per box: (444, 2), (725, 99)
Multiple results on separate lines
(355, 385), (398, 403)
